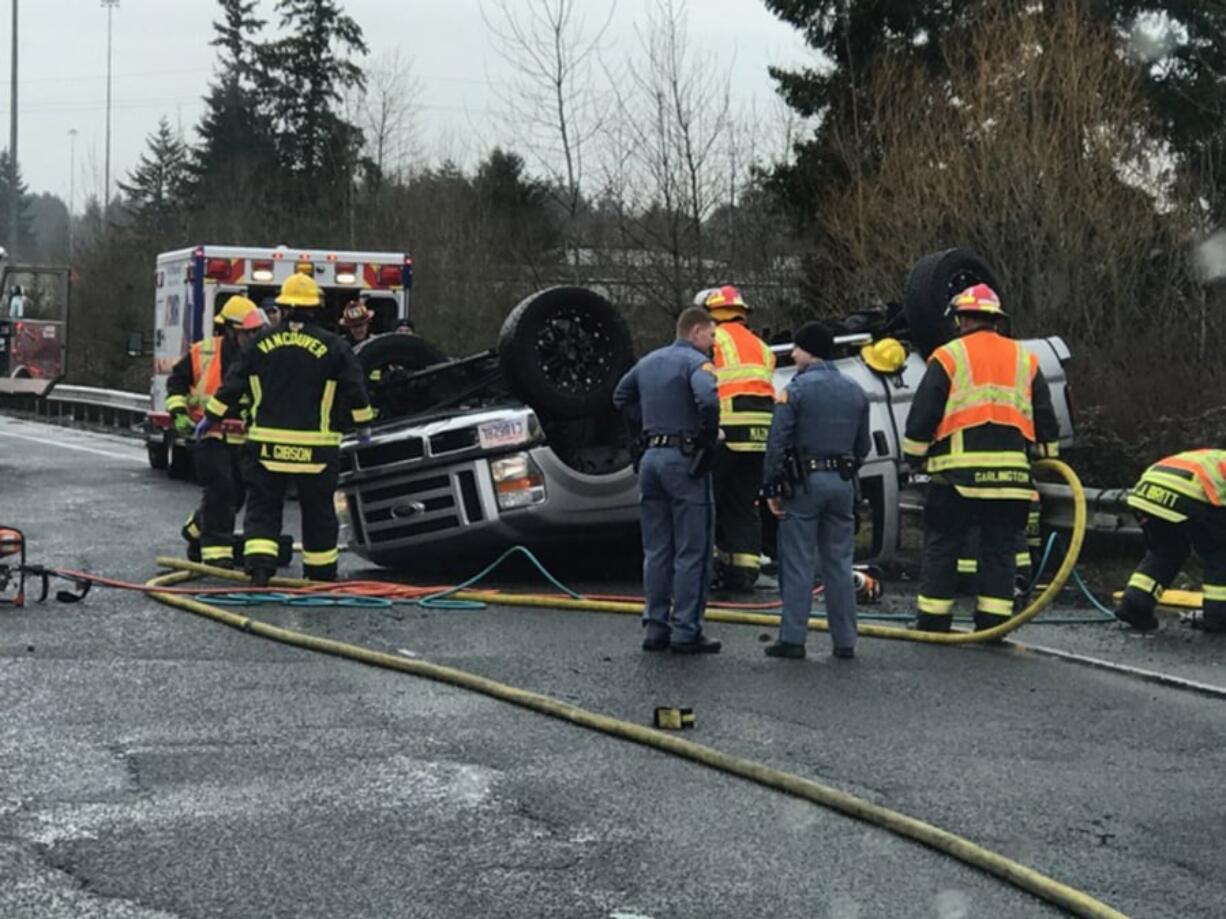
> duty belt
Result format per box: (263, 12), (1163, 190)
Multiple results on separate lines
(646, 434), (684, 448)
(804, 456), (851, 472)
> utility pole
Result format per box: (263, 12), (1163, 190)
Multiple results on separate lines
(68, 128), (77, 258)
(8, 0), (18, 256)
(101, 0), (118, 225)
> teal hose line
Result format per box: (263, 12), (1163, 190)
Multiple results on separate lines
(854, 533), (1118, 626)
(416, 545), (583, 610)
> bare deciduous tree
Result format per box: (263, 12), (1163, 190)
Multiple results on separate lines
(483, 0), (616, 274)
(359, 50), (424, 184)
(602, 0), (734, 315)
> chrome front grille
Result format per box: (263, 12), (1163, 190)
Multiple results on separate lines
(356, 464), (486, 547)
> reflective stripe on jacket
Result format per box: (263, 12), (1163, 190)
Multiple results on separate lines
(166, 336), (246, 444)
(713, 321), (774, 453)
(1127, 449), (1226, 523)
(903, 330), (1059, 500)
(932, 333), (1036, 442)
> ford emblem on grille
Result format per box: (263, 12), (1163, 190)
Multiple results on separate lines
(391, 501), (428, 519)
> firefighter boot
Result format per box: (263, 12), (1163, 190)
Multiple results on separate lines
(1114, 597), (1159, 632)
(180, 517), (202, 563)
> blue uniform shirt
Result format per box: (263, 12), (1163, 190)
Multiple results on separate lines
(613, 340), (719, 437)
(763, 362), (870, 486)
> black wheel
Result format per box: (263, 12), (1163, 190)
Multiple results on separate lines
(355, 334), (450, 421)
(903, 249), (1001, 358)
(498, 287), (633, 419)
(168, 441), (194, 481)
(147, 436), (169, 470)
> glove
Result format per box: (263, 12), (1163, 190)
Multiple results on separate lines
(194, 416), (217, 440)
(172, 412), (194, 438)
(355, 426), (373, 446)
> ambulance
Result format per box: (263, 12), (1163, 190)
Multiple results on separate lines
(144, 244), (412, 475)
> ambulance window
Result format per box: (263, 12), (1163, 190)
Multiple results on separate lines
(366, 297), (397, 334)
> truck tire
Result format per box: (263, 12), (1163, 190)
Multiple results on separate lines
(168, 441), (194, 481)
(355, 334), (450, 420)
(903, 249), (1001, 358)
(498, 287), (633, 419)
(147, 437), (169, 470)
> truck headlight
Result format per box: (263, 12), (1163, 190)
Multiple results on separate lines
(490, 452), (546, 510)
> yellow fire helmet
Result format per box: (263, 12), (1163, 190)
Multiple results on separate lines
(214, 295), (257, 327)
(275, 272), (323, 308)
(860, 337), (907, 375)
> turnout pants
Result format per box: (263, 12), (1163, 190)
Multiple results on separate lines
(181, 438), (246, 564)
(639, 447), (714, 644)
(241, 446), (341, 581)
(777, 471), (857, 650)
(1121, 513), (1226, 632)
(712, 445), (764, 590)
(917, 483), (1028, 632)
(955, 497), (1041, 598)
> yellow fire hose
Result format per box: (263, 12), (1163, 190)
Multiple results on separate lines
(142, 459), (1123, 916)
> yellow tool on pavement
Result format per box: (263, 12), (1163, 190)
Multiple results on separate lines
(653, 707), (695, 730)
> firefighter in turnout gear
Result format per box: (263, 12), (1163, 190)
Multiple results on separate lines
(903, 283), (1060, 632)
(168, 295), (262, 565)
(199, 273), (374, 584)
(697, 285), (775, 592)
(1116, 450), (1226, 634)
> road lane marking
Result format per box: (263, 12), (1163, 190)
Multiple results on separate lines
(0, 428), (146, 464)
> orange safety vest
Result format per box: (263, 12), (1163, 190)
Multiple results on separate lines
(186, 337), (223, 421)
(712, 321), (775, 452)
(187, 337), (247, 443)
(1128, 449), (1226, 523)
(931, 332), (1037, 442)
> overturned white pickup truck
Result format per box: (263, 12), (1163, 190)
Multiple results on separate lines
(337, 250), (1074, 569)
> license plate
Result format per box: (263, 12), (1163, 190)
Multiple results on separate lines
(479, 418), (527, 450)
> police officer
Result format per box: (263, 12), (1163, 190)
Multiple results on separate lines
(761, 321), (869, 660)
(613, 306), (722, 654)
(1116, 449), (1226, 634)
(168, 295), (262, 565)
(198, 273), (374, 585)
(903, 284), (1059, 632)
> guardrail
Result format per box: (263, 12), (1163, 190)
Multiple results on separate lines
(901, 479), (1140, 539)
(0, 382), (149, 435)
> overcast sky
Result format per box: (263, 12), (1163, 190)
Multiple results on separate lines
(0, 0), (813, 209)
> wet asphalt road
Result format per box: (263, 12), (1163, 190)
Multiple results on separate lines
(1, 415), (1223, 919)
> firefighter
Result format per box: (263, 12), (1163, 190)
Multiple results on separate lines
(198, 274), (373, 585)
(1116, 450), (1226, 634)
(168, 295), (262, 565)
(696, 285), (775, 592)
(903, 283), (1060, 632)
(761, 321), (869, 660)
(340, 300), (375, 347)
(613, 306), (722, 654)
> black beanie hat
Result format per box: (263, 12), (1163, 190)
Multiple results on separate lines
(793, 321), (834, 359)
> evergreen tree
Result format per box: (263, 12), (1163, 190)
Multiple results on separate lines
(0, 150), (36, 255)
(763, 0), (1226, 221)
(263, 0), (368, 210)
(186, 0), (280, 237)
(118, 118), (188, 243)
